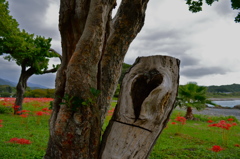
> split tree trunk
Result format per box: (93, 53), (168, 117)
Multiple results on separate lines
(45, 0), (149, 158)
(100, 56), (180, 159)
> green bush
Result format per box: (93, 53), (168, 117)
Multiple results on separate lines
(0, 105), (12, 114)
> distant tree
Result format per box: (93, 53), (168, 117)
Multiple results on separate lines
(177, 82), (213, 120)
(24, 88), (55, 98)
(0, 0), (61, 114)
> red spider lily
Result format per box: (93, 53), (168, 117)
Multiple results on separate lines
(21, 110), (31, 113)
(171, 122), (177, 125)
(16, 111), (22, 114)
(210, 145), (224, 152)
(235, 144), (240, 147)
(8, 138), (31, 144)
(175, 116), (186, 125)
(227, 118), (234, 122)
(207, 120), (214, 123)
(12, 105), (20, 110)
(0, 120), (3, 127)
(20, 114), (28, 118)
(208, 120), (237, 130)
(42, 107), (51, 111)
(35, 111), (44, 116)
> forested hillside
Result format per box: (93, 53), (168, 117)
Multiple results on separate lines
(207, 84), (240, 92)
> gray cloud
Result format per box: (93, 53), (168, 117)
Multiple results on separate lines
(0, 56), (20, 79)
(8, 0), (60, 40)
(181, 66), (229, 78)
(0, 56), (57, 88)
(28, 73), (56, 88)
(212, 0), (238, 18)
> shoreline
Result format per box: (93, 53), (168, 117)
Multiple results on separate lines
(176, 107), (240, 120)
(208, 98), (240, 101)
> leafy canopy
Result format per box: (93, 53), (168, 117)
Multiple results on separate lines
(177, 82), (209, 110)
(186, 0), (240, 22)
(0, 0), (60, 74)
(0, 0), (19, 37)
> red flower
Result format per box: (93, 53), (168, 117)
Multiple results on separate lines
(0, 119), (3, 123)
(210, 145), (224, 152)
(208, 120), (237, 130)
(227, 118), (234, 121)
(207, 120), (213, 123)
(171, 122), (177, 125)
(0, 124), (3, 127)
(42, 107), (50, 111)
(175, 116), (186, 125)
(20, 114), (28, 118)
(21, 110), (31, 113)
(9, 138), (31, 144)
(234, 144), (240, 147)
(13, 105), (20, 110)
(35, 111), (44, 116)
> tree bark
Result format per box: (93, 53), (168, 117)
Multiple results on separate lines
(14, 66), (35, 114)
(100, 55), (180, 159)
(185, 106), (194, 120)
(45, 0), (149, 158)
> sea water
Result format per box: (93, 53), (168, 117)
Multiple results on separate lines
(210, 100), (240, 108)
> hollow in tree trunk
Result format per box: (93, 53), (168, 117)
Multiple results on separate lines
(100, 55), (180, 158)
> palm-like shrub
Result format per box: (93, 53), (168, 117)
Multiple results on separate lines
(177, 82), (212, 120)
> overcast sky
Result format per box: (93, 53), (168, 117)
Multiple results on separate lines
(0, 0), (240, 88)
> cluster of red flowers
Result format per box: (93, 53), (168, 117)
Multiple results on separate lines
(12, 105), (20, 112)
(8, 137), (31, 144)
(0, 119), (3, 127)
(17, 110), (31, 118)
(235, 144), (240, 147)
(210, 145), (224, 152)
(35, 107), (52, 116)
(207, 120), (214, 123)
(172, 116), (186, 125)
(208, 119), (237, 130)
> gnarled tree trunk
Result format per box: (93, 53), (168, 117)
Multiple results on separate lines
(14, 67), (35, 114)
(45, 0), (149, 158)
(100, 55), (180, 158)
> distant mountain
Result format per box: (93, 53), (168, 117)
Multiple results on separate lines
(0, 78), (48, 89)
(0, 78), (15, 87)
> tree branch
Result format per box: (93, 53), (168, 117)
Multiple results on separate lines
(99, 0), (150, 124)
(49, 48), (62, 62)
(42, 67), (59, 74)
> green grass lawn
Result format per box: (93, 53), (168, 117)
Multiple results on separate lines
(0, 98), (240, 158)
